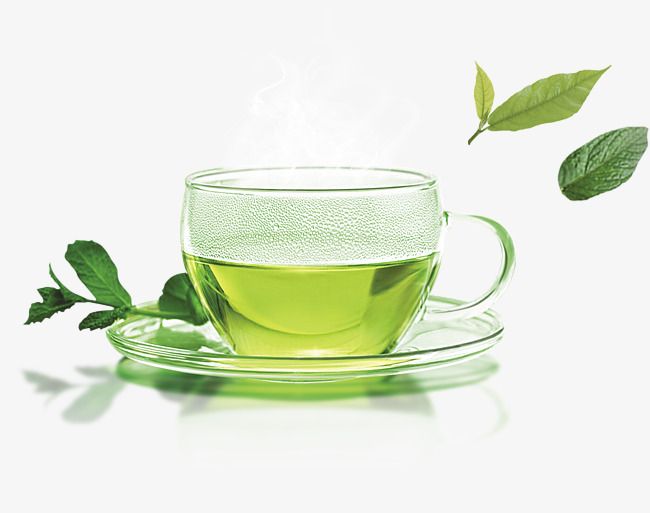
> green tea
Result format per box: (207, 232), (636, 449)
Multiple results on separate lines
(183, 253), (440, 357)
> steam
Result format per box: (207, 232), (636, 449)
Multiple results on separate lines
(224, 56), (419, 167)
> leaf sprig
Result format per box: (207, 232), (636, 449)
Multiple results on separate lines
(468, 64), (609, 145)
(25, 240), (208, 330)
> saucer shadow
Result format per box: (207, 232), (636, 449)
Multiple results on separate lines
(24, 356), (500, 424)
(115, 355), (499, 401)
(24, 366), (124, 423)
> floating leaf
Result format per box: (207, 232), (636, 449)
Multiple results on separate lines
(488, 67), (609, 131)
(559, 127), (648, 200)
(474, 62), (494, 128)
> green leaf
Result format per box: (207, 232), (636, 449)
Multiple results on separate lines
(65, 240), (132, 307)
(158, 273), (208, 326)
(78, 309), (127, 331)
(49, 264), (87, 303)
(558, 127), (648, 200)
(25, 287), (76, 324)
(37, 286), (61, 302)
(488, 67), (609, 132)
(474, 62), (494, 127)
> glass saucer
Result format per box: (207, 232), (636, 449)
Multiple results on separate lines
(106, 296), (504, 383)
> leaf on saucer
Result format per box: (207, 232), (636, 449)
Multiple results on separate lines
(158, 274), (208, 326)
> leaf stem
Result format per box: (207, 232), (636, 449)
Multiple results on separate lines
(84, 298), (106, 306)
(78, 296), (134, 309)
(467, 126), (487, 145)
(129, 307), (186, 320)
(57, 282), (189, 322)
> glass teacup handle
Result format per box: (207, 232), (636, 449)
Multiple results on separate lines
(425, 211), (515, 321)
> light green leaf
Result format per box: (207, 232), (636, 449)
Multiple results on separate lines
(488, 67), (609, 131)
(474, 62), (494, 127)
(158, 273), (208, 326)
(559, 127), (648, 200)
(65, 240), (132, 307)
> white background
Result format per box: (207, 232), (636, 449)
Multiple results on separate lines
(2, 0), (649, 511)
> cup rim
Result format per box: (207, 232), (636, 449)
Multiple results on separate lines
(185, 166), (437, 193)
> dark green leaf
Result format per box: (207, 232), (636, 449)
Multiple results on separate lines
(559, 127), (648, 200)
(49, 264), (87, 303)
(158, 273), (208, 326)
(65, 240), (132, 307)
(25, 287), (76, 324)
(488, 67), (609, 131)
(37, 287), (60, 302)
(474, 62), (494, 127)
(78, 308), (127, 331)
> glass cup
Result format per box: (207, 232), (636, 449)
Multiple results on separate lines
(181, 167), (514, 357)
